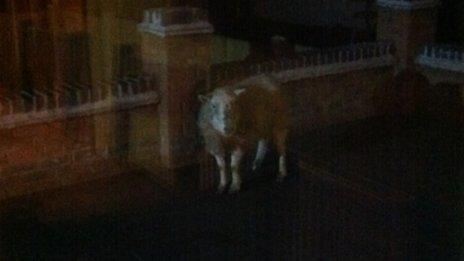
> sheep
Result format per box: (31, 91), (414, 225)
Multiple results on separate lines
(198, 75), (290, 193)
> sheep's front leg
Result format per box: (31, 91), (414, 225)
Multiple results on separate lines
(252, 139), (267, 171)
(214, 154), (228, 193)
(229, 148), (244, 193)
(275, 130), (288, 182)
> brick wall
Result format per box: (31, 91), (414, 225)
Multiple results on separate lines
(0, 117), (92, 172)
(284, 67), (394, 134)
(377, 7), (437, 69)
(0, 106), (162, 200)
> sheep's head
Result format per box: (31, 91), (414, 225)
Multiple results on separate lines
(198, 88), (244, 136)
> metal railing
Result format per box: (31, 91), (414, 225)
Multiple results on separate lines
(416, 44), (464, 72)
(0, 75), (159, 129)
(212, 41), (394, 85)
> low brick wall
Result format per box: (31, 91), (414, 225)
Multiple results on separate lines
(209, 42), (395, 135)
(0, 116), (94, 172)
(0, 104), (163, 201)
(284, 67), (394, 134)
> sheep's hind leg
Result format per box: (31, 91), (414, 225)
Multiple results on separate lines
(229, 148), (244, 193)
(277, 154), (287, 182)
(214, 154), (228, 193)
(275, 130), (288, 182)
(252, 139), (267, 171)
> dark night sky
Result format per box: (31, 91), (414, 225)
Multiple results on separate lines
(436, 0), (464, 44)
(207, 0), (464, 46)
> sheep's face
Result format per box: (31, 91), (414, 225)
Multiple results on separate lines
(199, 89), (241, 137)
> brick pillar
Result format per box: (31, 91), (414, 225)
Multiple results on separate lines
(87, 2), (119, 156)
(0, 1), (20, 91)
(139, 7), (213, 170)
(377, 0), (440, 70)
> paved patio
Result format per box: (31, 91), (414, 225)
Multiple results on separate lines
(0, 116), (462, 260)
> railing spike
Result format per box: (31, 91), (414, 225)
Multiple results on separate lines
(117, 83), (123, 98)
(33, 90), (48, 110)
(127, 83), (134, 96)
(7, 98), (13, 114)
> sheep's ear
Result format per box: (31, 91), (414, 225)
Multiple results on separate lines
(198, 94), (210, 103)
(234, 89), (245, 96)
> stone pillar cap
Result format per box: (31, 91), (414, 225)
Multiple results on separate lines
(377, 0), (440, 10)
(138, 7), (214, 37)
